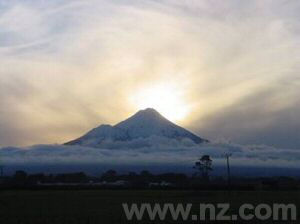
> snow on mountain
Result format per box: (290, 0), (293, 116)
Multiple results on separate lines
(115, 108), (207, 143)
(65, 108), (208, 147)
(65, 125), (129, 146)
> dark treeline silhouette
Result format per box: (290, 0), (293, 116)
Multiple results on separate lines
(100, 170), (189, 188)
(0, 169), (300, 191)
(11, 170), (88, 184)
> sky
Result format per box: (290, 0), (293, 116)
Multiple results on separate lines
(0, 0), (300, 148)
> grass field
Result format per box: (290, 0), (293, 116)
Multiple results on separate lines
(0, 190), (299, 223)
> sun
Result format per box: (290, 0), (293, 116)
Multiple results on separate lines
(130, 83), (189, 122)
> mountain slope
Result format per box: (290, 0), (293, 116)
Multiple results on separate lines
(65, 108), (208, 147)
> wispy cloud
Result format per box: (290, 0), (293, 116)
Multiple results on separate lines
(0, 0), (299, 148)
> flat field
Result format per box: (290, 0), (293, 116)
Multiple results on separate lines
(0, 190), (299, 223)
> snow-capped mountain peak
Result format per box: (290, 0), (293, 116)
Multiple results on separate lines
(65, 108), (208, 147)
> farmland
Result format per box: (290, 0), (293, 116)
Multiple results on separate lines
(0, 190), (299, 223)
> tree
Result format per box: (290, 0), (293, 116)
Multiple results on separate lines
(101, 170), (117, 182)
(140, 170), (152, 182)
(0, 153), (4, 177)
(14, 170), (28, 185)
(194, 155), (213, 181)
(140, 170), (152, 177)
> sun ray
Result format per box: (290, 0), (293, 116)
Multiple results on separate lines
(130, 83), (189, 122)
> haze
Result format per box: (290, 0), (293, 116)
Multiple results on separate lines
(0, 0), (299, 148)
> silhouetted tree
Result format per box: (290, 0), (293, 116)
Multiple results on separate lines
(14, 170), (28, 185)
(140, 170), (152, 177)
(194, 155), (213, 181)
(101, 170), (117, 182)
(140, 170), (152, 182)
(55, 172), (88, 183)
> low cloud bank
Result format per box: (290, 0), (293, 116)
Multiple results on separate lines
(1, 137), (300, 171)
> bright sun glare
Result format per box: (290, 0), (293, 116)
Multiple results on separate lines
(131, 83), (189, 122)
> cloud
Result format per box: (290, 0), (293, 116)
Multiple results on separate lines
(0, 0), (300, 148)
(195, 85), (300, 148)
(1, 139), (300, 173)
